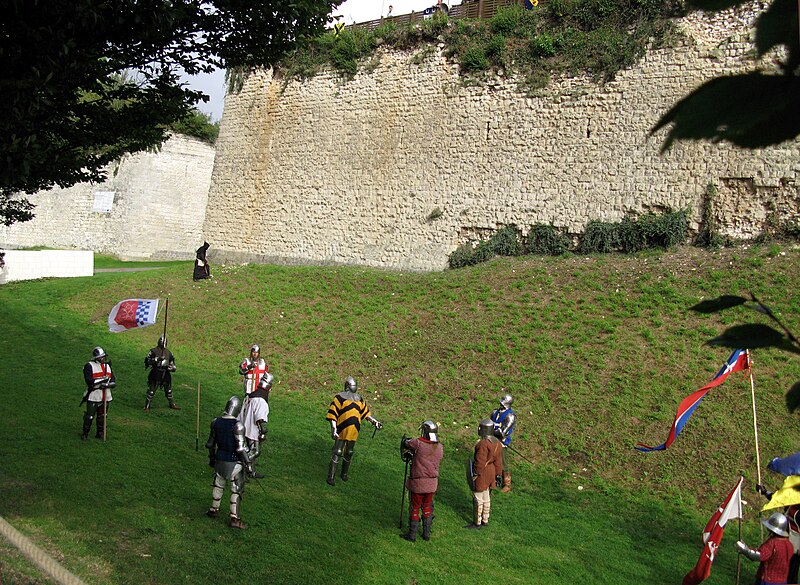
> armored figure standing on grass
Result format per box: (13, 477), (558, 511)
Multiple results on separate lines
(206, 396), (252, 529)
(400, 421), (443, 542)
(144, 335), (179, 411)
(239, 344), (268, 396)
(465, 419), (503, 529)
(325, 376), (382, 486)
(81, 347), (116, 441)
(490, 393), (516, 493)
(238, 373), (271, 479)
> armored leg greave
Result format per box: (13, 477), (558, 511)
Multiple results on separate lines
(422, 517), (432, 541)
(327, 458), (338, 486)
(230, 492), (241, 519)
(340, 457), (351, 482)
(211, 473), (225, 511)
(81, 413), (93, 440)
(401, 520), (419, 542)
(95, 414), (105, 438)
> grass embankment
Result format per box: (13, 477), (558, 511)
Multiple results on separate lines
(1, 246), (798, 584)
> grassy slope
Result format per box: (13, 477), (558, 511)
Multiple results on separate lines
(1, 246), (798, 584)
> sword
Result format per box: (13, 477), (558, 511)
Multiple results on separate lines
(505, 443), (535, 465)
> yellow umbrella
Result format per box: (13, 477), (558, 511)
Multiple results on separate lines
(762, 475), (800, 511)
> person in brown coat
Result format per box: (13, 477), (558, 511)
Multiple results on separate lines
(466, 418), (504, 529)
(400, 421), (444, 542)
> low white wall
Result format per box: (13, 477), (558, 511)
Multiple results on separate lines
(0, 250), (94, 284)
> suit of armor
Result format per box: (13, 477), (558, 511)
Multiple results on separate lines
(206, 397), (252, 529)
(144, 344), (178, 411)
(238, 384), (269, 478)
(325, 377), (381, 486)
(81, 350), (116, 441)
(239, 346), (268, 396)
(491, 398), (516, 492)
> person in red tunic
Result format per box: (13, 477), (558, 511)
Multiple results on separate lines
(736, 512), (794, 585)
(400, 421), (444, 542)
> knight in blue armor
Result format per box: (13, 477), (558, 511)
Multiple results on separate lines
(205, 396), (253, 529)
(490, 393), (516, 493)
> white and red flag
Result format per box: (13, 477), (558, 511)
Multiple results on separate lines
(108, 299), (159, 332)
(683, 476), (743, 585)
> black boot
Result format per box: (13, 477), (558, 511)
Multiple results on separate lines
(422, 516), (432, 541)
(401, 520), (419, 542)
(340, 458), (351, 482)
(95, 415), (105, 439)
(81, 415), (92, 441)
(327, 460), (337, 486)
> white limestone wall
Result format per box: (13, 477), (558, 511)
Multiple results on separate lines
(204, 3), (800, 271)
(0, 250), (93, 284)
(0, 135), (215, 260)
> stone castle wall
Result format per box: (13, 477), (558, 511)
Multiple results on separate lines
(203, 4), (800, 271)
(0, 135), (215, 260)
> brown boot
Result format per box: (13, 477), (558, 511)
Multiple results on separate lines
(501, 471), (512, 493)
(169, 403), (181, 410)
(229, 517), (246, 529)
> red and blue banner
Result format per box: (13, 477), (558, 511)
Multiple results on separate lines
(636, 349), (749, 452)
(108, 299), (159, 332)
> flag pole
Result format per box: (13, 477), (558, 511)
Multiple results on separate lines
(747, 351), (762, 487)
(163, 297), (169, 340)
(196, 382), (200, 451)
(736, 516), (742, 585)
(747, 350), (765, 542)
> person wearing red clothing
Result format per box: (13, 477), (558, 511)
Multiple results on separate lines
(737, 512), (795, 585)
(400, 421), (444, 542)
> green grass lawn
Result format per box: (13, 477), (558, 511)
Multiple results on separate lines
(1, 245), (798, 584)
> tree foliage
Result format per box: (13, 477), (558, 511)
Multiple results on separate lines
(653, 0), (800, 150)
(0, 0), (340, 226)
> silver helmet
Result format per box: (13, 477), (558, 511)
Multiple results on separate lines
(344, 376), (357, 392)
(92, 346), (107, 362)
(478, 419), (495, 438)
(158, 335), (167, 348)
(762, 512), (790, 537)
(420, 420), (439, 442)
(250, 344), (260, 356)
(500, 394), (514, 408)
(224, 395), (243, 417)
(258, 372), (274, 390)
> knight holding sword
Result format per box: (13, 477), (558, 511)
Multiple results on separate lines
(80, 346), (116, 441)
(143, 335), (179, 411)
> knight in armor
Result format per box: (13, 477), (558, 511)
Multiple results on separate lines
(400, 421), (443, 542)
(81, 347), (117, 441)
(490, 393), (516, 493)
(239, 344), (268, 396)
(736, 512), (795, 585)
(238, 372), (271, 479)
(325, 376), (382, 486)
(193, 241), (211, 280)
(757, 483), (800, 582)
(465, 419), (503, 529)
(144, 335), (179, 411)
(205, 396), (253, 529)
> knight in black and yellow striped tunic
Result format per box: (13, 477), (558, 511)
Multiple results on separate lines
(326, 376), (382, 486)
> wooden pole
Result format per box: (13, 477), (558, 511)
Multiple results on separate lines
(102, 388), (107, 442)
(736, 516), (742, 585)
(162, 297), (169, 340)
(196, 382), (201, 451)
(747, 350), (765, 542)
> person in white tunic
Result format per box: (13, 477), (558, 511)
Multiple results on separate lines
(238, 373), (271, 479)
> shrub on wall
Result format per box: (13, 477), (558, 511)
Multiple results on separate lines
(527, 224), (572, 255)
(489, 225), (523, 256)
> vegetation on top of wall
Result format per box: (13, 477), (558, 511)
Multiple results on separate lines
(276, 2), (683, 92)
(449, 209), (690, 268)
(169, 109), (220, 144)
